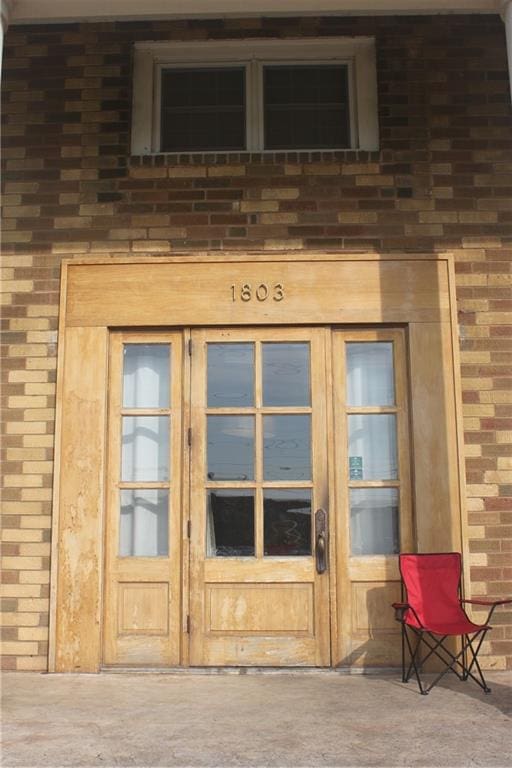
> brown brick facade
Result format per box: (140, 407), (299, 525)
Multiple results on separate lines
(1, 15), (511, 671)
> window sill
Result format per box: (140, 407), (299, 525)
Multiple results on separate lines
(129, 149), (381, 166)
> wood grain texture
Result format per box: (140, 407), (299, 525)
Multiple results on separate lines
(66, 259), (450, 327)
(102, 332), (183, 667)
(54, 326), (108, 672)
(52, 255), (464, 670)
(409, 322), (462, 552)
(331, 329), (411, 668)
(189, 327), (331, 667)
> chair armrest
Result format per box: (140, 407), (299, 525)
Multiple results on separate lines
(462, 598), (512, 607)
(392, 602), (409, 622)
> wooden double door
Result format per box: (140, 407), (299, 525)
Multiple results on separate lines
(103, 325), (409, 668)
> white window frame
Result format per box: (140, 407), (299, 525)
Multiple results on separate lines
(132, 37), (378, 155)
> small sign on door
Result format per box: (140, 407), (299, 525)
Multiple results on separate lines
(349, 456), (363, 480)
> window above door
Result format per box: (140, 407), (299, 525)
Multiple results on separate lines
(131, 37), (378, 154)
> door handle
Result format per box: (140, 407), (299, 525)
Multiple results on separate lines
(315, 508), (328, 574)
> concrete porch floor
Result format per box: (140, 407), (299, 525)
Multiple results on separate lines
(2, 670), (511, 767)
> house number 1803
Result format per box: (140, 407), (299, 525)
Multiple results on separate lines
(231, 283), (285, 302)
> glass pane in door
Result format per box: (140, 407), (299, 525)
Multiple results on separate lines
(121, 416), (170, 481)
(262, 343), (310, 406)
(348, 414), (398, 480)
(207, 416), (255, 481)
(263, 415), (311, 481)
(346, 342), (394, 406)
(350, 487), (399, 555)
(207, 343), (254, 407)
(119, 489), (169, 557)
(123, 344), (170, 408)
(206, 489), (255, 557)
(264, 489), (311, 556)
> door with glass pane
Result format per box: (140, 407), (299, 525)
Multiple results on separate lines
(189, 328), (330, 666)
(333, 329), (412, 666)
(103, 332), (183, 666)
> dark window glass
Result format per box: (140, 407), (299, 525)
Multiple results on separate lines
(160, 67), (246, 152)
(264, 64), (350, 150)
(206, 490), (255, 557)
(264, 489), (311, 556)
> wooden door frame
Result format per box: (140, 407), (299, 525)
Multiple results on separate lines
(49, 251), (468, 672)
(188, 326), (331, 667)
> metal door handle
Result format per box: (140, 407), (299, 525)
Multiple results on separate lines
(315, 508), (328, 574)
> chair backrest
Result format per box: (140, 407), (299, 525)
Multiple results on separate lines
(399, 553), (464, 629)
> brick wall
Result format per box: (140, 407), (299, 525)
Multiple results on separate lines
(1, 15), (511, 671)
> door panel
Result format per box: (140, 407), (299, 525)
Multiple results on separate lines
(103, 332), (183, 666)
(101, 326), (413, 669)
(189, 328), (331, 666)
(332, 329), (412, 667)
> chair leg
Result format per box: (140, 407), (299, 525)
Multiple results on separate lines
(462, 635), (468, 681)
(465, 631), (491, 694)
(400, 627), (492, 695)
(418, 630), (490, 694)
(401, 623), (406, 683)
(403, 626), (428, 695)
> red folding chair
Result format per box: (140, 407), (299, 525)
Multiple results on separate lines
(393, 553), (511, 695)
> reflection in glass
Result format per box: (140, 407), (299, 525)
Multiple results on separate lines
(207, 343), (254, 407)
(263, 415), (311, 481)
(262, 343), (310, 407)
(122, 416), (169, 481)
(206, 490), (254, 557)
(123, 344), (170, 409)
(207, 416), (254, 481)
(264, 489), (311, 556)
(350, 487), (399, 555)
(346, 342), (395, 406)
(119, 489), (169, 557)
(348, 414), (397, 480)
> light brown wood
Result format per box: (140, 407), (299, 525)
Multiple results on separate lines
(54, 326), (108, 672)
(408, 322), (462, 552)
(180, 328), (192, 668)
(118, 583), (169, 634)
(102, 332), (183, 667)
(331, 329), (412, 668)
(65, 259), (450, 327)
(51, 253), (466, 671)
(206, 584), (313, 634)
(189, 327), (331, 666)
(349, 580), (402, 666)
(48, 262), (69, 672)
(448, 257), (472, 601)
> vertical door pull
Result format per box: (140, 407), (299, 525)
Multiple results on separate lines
(315, 508), (328, 574)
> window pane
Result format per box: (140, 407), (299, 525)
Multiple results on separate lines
(263, 415), (311, 481)
(119, 489), (169, 557)
(122, 416), (169, 481)
(346, 342), (395, 407)
(207, 343), (254, 407)
(350, 488), (399, 555)
(161, 67), (246, 152)
(264, 65), (350, 150)
(264, 489), (311, 556)
(348, 414), (397, 480)
(262, 343), (310, 407)
(207, 416), (254, 481)
(123, 344), (170, 409)
(206, 490), (254, 557)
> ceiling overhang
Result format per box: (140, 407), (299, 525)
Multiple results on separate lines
(7, 0), (505, 25)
